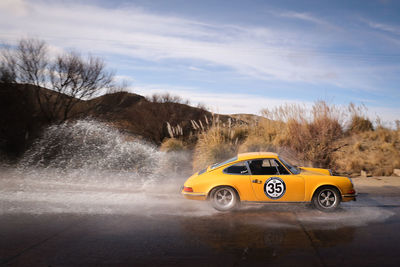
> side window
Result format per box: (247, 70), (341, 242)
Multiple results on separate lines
(248, 159), (279, 175)
(274, 159), (290, 175)
(223, 161), (249, 175)
(248, 159), (291, 175)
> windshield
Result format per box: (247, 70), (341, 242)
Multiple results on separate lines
(210, 156), (238, 170)
(279, 157), (301, 174)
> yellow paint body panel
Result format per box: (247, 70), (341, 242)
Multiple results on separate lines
(182, 152), (356, 203)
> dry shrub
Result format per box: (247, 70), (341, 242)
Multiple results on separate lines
(346, 103), (373, 134)
(160, 138), (187, 152)
(332, 128), (400, 176)
(192, 123), (248, 171)
(348, 115), (373, 133)
(260, 101), (343, 167)
(238, 118), (281, 153)
(239, 135), (275, 153)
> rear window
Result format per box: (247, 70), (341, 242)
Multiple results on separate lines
(223, 161), (249, 175)
(210, 156), (238, 170)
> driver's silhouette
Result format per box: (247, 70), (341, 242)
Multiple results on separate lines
(249, 160), (263, 175)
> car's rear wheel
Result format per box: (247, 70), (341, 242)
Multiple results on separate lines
(210, 186), (239, 211)
(312, 187), (341, 212)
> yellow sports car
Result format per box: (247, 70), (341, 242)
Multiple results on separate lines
(182, 152), (356, 212)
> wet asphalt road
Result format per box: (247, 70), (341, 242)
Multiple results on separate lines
(1, 185), (400, 267)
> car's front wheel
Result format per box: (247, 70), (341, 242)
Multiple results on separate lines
(210, 186), (239, 211)
(312, 187), (341, 212)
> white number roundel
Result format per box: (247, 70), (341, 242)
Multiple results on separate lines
(264, 177), (286, 199)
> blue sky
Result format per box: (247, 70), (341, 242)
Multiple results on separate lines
(0, 0), (399, 122)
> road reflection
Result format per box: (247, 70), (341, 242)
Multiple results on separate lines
(179, 207), (356, 264)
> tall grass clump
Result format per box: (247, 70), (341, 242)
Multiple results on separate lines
(329, 103), (400, 176)
(192, 118), (248, 171)
(332, 128), (400, 176)
(238, 117), (283, 153)
(258, 101), (344, 167)
(346, 103), (373, 134)
(160, 138), (186, 152)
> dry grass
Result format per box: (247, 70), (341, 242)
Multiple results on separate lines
(238, 118), (281, 153)
(332, 128), (400, 176)
(160, 138), (187, 152)
(346, 103), (374, 134)
(347, 115), (374, 134)
(252, 101), (344, 167)
(192, 118), (248, 171)
(153, 99), (399, 176)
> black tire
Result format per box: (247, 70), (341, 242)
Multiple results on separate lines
(312, 187), (341, 212)
(210, 186), (240, 211)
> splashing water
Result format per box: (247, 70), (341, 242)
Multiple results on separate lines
(0, 120), (215, 216)
(20, 120), (162, 173)
(17, 120), (195, 185)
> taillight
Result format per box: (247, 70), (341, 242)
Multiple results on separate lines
(347, 189), (356, 194)
(183, 186), (193, 192)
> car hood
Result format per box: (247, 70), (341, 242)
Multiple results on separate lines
(299, 167), (331, 176)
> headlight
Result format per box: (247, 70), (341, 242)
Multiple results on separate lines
(328, 169), (333, 176)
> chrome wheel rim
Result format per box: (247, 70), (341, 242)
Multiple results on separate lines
(318, 189), (337, 208)
(214, 188), (235, 208)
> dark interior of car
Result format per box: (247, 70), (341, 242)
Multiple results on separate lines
(224, 160), (290, 175)
(225, 165), (248, 174)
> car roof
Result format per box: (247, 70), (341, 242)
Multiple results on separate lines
(237, 152), (279, 161)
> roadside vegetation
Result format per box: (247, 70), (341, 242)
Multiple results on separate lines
(162, 102), (400, 177)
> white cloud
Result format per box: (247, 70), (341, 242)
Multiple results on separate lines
(114, 75), (136, 84)
(0, 0), (389, 90)
(131, 84), (311, 115)
(0, 0), (27, 16)
(367, 106), (400, 125)
(278, 11), (337, 29)
(362, 18), (400, 35)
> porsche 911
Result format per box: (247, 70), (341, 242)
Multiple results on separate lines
(181, 152), (356, 212)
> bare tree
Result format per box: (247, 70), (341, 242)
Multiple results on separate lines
(0, 38), (117, 122)
(0, 46), (17, 83)
(48, 52), (115, 121)
(148, 92), (190, 105)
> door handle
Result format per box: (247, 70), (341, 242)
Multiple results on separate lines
(252, 179), (262, 184)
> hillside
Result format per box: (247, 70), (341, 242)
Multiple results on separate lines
(85, 91), (219, 144)
(230, 114), (263, 123)
(0, 83), (239, 159)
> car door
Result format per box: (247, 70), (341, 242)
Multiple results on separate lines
(221, 161), (258, 201)
(248, 158), (305, 202)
